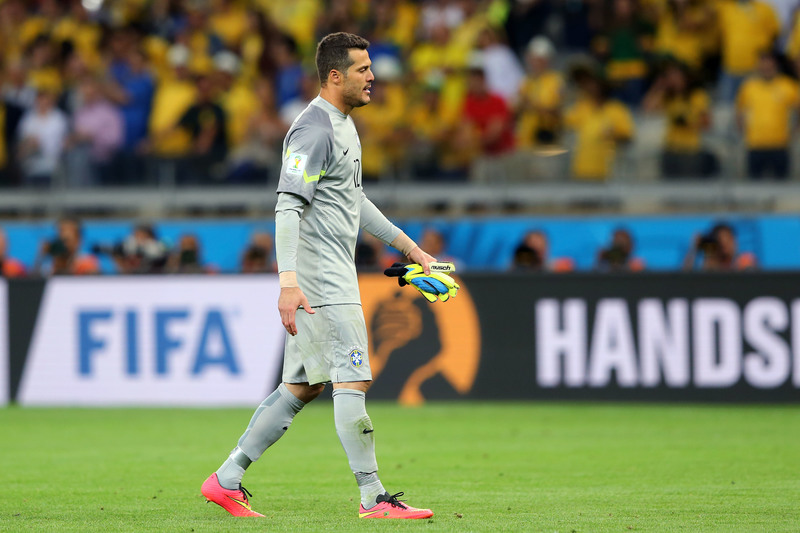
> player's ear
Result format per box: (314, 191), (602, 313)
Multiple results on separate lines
(329, 69), (342, 85)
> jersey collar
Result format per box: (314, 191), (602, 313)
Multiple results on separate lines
(312, 95), (348, 119)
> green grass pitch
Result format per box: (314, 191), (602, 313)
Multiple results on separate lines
(1, 402), (798, 532)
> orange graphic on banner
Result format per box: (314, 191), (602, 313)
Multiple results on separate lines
(358, 274), (481, 405)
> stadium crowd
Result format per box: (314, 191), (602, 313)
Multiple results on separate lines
(0, 216), (756, 276)
(0, 0), (798, 187)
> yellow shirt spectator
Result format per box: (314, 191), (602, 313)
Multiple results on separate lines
(565, 99), (634, 180)
(240, 32), (264, 84)
(27, 67), (62, 95)
(405, 87), (470, 172)
(383, 1), (419, 51)
(0, 29), (23, 65)
(736, 74), (800, 148)
(438, 74), (469, 126)
(664, 89), (710, 151)
(352, 83), (408, 178)
(717, 0), (779, 74)
(408, 42), (466, 79)
(144, 36), (171, 81)
(654, 1), (711, 69)
(187, 31), (213, 65)
(209, 1), (249, 48)
(18, 16), (49, 49)
(219, 81), (260, 149)
(149, 77), (197, 156)
(516, 71), (564, 148)
(449, 12), (489, 60)
(52, 17), (102, 69)
(787, 14), (800, 60)
(408, 38), (468, 124)
(406, 90), (455, 145)
(109, 0), (149, 25)
(258, 0), (320, 52)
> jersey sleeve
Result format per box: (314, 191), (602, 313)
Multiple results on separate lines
(275, 192), (305, 273)
(360, 192), (401, 245)
(276, 122), (334, 204)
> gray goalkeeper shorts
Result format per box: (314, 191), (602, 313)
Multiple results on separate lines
(282, 304), (372, 385)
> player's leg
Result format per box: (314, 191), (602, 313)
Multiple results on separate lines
(216, 382), (324, 489)
(202, 309), (324, 517)
(331, 380), (383, 505)
(201, 382), (323, 517)
(332, 380), (432, 519)
(330, 306), (433, 519)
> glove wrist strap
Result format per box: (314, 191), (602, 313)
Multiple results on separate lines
(390, 232), (418, 257)
(279, 271), (299, 288)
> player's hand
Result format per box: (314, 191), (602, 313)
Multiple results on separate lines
(278, 287), (315, 336)
(406, 246), (437, 275)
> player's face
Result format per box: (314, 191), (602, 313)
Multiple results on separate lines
(342, 49), (374, 109)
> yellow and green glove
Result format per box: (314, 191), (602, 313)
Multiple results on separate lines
(384, 262), (460, 303)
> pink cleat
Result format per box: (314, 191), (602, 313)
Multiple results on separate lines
(201, 473), (265, 517)
(358, 492), (434, 519)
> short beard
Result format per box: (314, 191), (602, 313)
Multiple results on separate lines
(343, 77), (369, 108)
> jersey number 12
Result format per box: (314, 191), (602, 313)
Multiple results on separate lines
(353, 158), (361, 188)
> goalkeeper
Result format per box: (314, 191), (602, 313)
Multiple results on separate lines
(201, 32), (445, 520)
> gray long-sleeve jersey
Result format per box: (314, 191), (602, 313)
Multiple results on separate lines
(275, 96), (401, 307)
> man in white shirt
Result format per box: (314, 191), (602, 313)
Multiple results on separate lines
(17, 89), (68, 186)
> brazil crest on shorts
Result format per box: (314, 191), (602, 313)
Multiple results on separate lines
(349, 348), (364, 368)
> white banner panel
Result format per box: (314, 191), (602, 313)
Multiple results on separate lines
(18, 276), (284, 406)
(0, 280), (7, 406)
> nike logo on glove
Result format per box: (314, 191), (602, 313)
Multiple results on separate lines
(363, 428), (374, 434)
(343, 148), (349, 156)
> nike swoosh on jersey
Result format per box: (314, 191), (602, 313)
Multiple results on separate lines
(343, 148), (349, 156)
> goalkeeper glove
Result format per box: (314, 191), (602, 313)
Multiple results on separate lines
(383, 262), (460, 303)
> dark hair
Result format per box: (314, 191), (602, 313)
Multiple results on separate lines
(134, 224), (156, 239)
(513, 244), (543, 270)
(658, 59), (697, 100)
(58, 216), (83, 238)
(712, 222), (734, 237)
(315, 32), (369, 86)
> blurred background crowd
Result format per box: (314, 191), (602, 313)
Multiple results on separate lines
(2, 0), (800, 188)
(0, 216), (757, 276)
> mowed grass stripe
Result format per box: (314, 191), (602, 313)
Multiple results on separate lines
(0, 403), (797, 532)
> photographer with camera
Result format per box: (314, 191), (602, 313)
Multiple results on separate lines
(595, 228), (645, 272)
(240, 231), (276, 273)
(35, 217), (99, 276)
(91, 224), (169, 274)
(0, 228), (26, 278)
(683, 223), (757, 271)
(511, 230), (574, 272)
(167, 233), (211, 274)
